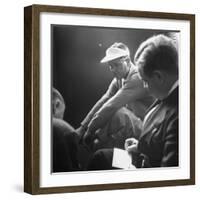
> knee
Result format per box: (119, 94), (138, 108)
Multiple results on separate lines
(87, 149), (113, 170)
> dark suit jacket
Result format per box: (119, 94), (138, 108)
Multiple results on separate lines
(137, 87), (179, 168)
(53, 118), (79, 172)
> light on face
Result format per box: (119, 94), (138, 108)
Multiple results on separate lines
(138, 66), (149, 89)
(143, 80), (149, 88)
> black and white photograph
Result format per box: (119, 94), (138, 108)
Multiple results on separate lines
(24, 5), (195, 194)
(51, 25), (179, 173)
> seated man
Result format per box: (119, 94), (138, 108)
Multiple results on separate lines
(52, 88), (80, 172)
(87, 34), (179, 170)
(77, 42), (154, 150)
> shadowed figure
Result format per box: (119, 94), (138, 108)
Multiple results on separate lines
(52, 88), (80, 172)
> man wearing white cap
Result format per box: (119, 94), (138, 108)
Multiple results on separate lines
(77, 42), (154, 150)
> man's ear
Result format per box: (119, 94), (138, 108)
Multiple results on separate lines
(55, 99), (60, 109)
(153, 70), (165, 84)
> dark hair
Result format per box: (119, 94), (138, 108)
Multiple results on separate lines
(134, 34), (178, 77)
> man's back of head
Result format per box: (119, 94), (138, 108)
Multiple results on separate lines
(52, 88), (66, 119)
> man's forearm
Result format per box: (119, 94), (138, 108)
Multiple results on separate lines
(81, 95), (109, 128)
(87, 105), (117, 133)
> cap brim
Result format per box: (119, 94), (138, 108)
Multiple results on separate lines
(100, 54), (125, 63)
(100, 46), (129, 63)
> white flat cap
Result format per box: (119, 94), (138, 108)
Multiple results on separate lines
(100, 44), (130, 63)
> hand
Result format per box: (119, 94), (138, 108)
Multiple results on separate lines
(124, 138), (139, 153)
(83, 130), (96, 147)
(76, 126), (86, 141)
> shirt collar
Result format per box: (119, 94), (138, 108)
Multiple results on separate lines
(124, 63), (136, 81)
(168, 80), (179, 96)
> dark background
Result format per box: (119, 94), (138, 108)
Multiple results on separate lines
(52, 25), (173, 128)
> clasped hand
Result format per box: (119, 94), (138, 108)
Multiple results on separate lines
(83, 130), (95, 145)
(124, 138), (139, 153)
(76, 126), (97, 150)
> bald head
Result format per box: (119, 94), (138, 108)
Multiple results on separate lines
(52, 88), (65, 119)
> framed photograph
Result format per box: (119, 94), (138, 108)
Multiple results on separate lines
(24, 4), (195, 194)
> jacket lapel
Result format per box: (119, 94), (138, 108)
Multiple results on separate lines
(140, 86), (178, 139)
